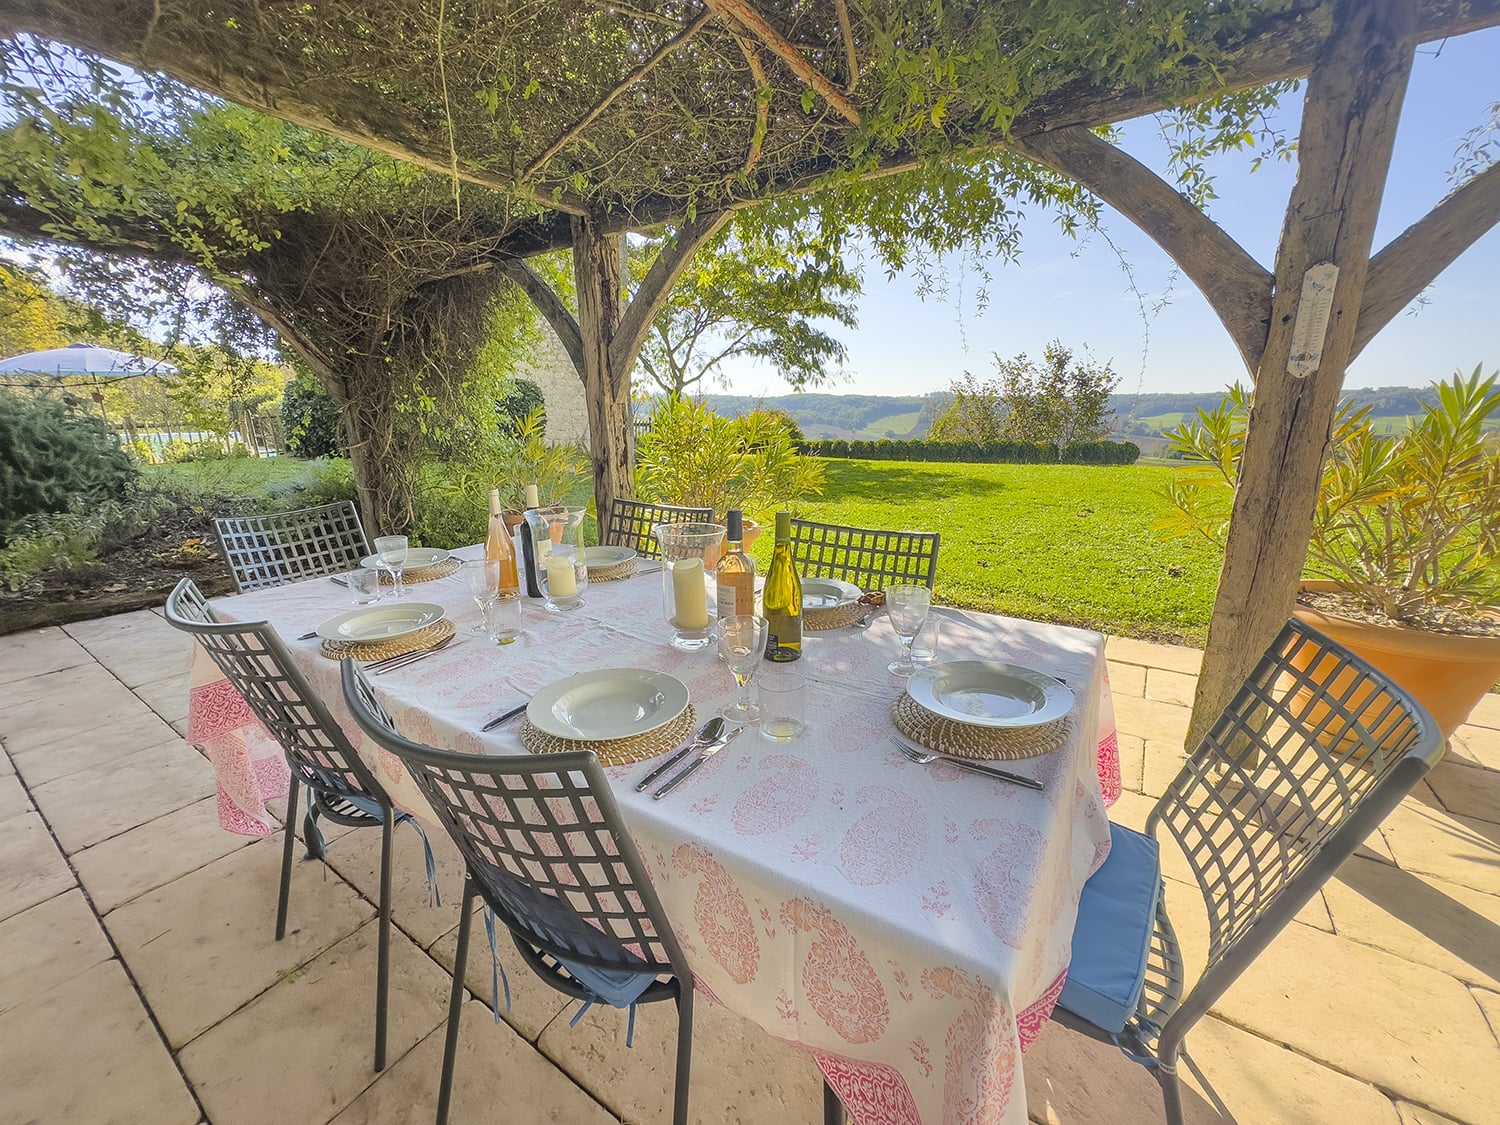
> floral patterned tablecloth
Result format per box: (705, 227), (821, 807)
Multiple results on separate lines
(186, 547), (1120, 1125)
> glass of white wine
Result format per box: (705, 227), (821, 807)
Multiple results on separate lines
(715, 614), (768, 723)
(886, 584), (932, 675)
(373, 535), (409, 599)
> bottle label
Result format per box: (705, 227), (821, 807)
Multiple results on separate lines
(717, 585), (738, 619)
(766, 632), (801, 662)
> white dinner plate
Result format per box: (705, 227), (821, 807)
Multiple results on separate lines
(316, 602), (447, 643)
(360, 547), (451, 572)
(801, 577), (863, 610)
(585, 545), (637, 569)
(907, 661), (1074, 728)
(528, 669), (690, 741)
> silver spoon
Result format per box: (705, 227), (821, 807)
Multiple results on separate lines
(635, 716), (725, 792)
(891, 737), (1044, 790)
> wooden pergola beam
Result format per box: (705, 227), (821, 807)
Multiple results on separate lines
(701, 0), (861, 124)
(1012, 126), (1274, 373)
(1353, 158), (1500, 357)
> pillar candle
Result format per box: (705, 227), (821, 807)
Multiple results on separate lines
(671, 558), (709, 628)
(525, 483), (540, 508)
(545, 555), (578, 597)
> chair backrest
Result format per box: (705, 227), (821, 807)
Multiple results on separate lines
(1150, 617), (1443, 1038)
(603, 499), (712, 559)
(164, 577), (386, 807)
(788, 518), (940, 590)
(214, 500), (371, 593)
(341, 659), (691, 981)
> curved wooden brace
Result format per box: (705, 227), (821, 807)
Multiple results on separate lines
(1013, 126), (1273, 373)
(610, 209), (733, 375)
(498, 259), (586, 376)
(702, 0), (861, 124)
(1354, 159), (1500, 357)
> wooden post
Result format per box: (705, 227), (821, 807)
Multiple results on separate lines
(1187, 0), (1419, 747)
(572, 214), (635, 524)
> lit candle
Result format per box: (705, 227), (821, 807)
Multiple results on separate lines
(525, 483), (540, 509)
(671, 557), (709, 628)
(545, 554), (577, 597)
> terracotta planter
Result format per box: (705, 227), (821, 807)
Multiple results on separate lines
(1292, 580), (1500, 741)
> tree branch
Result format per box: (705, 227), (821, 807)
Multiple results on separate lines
(1353, 159), (1500, 356)
(610, 209), (731, 374)
(522, 8), (715, 181)
(731, 34), (770, 180)
(832, 0), (858, 93)
(1012, 126), (1274, 371)
(702, 0), (861, 124)
(498, 259), (585, 376)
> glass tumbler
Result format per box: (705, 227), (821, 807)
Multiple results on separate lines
(525, 506), (588, 612)
(653, 521), (726, 650)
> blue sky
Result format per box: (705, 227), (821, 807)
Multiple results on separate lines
(720, 25), (1500, 398)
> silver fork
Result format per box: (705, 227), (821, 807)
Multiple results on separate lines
(891, 737), (1044, 790)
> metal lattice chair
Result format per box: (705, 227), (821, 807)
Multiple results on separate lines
(603, 498), (712, 559)
(165, 577), (420, 1073)
(214, 500), (371, 593)
(788, 517), (940, 590)
(1052, 618), (1444, 1125)
(341, 658), (698, 1125)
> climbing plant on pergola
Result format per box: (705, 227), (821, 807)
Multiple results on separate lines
(4, 0), (1498, 740)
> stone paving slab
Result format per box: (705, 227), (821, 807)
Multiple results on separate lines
(1105, 636), (1204, 675)
(329, 1000), (617, 1125)
(31, 737), (216, 854)
(1024, 1011), (1405, 1125)
(0, 810), (74, 924)
(427, 907), (574, 1043)
(0, 958), (201, 1125)
(0, 772), (32, 823)
(1426, 759), (1500, 826)
(8, 704), (181, 788)
(1382, 798), (1500, 898)
(1450, 724), (1500, 772)
(0, 888), (113, 1015)
(67, 610), (193, 689)
(133, 670), (193, 727)
(537, 985), (826, 1125)
(177, 920), (451, 1125)
(74, 795), (255, 915)
(0, 624), (91, 686)
(105, 840), (375, 1049)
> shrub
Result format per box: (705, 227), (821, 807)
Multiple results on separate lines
(0, 505), (111, 590)
(263, 458), (359, 509)
(281, 373), (346, 458)
(497, 379), (547, 439)
(804, 435), (1137, 466)
(0, 391), (137, 534)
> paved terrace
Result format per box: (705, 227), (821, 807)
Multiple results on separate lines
(1, 610), (1498, 1125)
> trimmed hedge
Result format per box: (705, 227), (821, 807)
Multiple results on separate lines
(802, 437), (1139, 466)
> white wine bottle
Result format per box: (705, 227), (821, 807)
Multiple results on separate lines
(762, 511), (801, 662)
(715, 509), (756, 619)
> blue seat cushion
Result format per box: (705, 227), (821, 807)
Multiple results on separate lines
(1058, 822), (1162, 1034)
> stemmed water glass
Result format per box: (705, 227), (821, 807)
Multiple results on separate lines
(715, 614), (768, 723)
(373, 535), (409, 599)
(886, 584), (932, 675)
(461, 558), (500, 636)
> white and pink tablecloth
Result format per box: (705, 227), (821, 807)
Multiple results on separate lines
(186, 548), (1121, 1125)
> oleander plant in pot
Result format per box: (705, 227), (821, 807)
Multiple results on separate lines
(635, 394), (825, 561)
(1159, 367), (1500, 738)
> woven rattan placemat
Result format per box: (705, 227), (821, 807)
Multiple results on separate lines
(380, 557), (461, 585)
(891, 692), (1069, 760)
(521, 703), (698, 767)
(805, 601), (866, 631)
(319, 618), (456, 662)
(586, 558), (637, 583)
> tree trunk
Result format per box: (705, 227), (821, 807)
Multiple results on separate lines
(324, 368), (411, 537)
(1187, 0), (1418, 747)
(571, 214), (635, 523)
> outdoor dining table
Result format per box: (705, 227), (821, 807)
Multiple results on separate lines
(185, 544), (1122, 1125)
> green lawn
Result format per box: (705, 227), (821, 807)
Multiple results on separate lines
(143, 457), (311, 496)
(780, 458), (1222, 645)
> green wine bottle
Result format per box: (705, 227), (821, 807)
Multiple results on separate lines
(763, 511), (802, 662)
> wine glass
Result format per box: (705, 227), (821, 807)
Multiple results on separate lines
(715, 614), (768, 723)
(886, 584), (932, 675)
(461, 558), (500, 636)
(373, 535), (409, 599)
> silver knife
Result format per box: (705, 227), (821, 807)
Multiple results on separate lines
(652, 727), (744, 799)
(481, 700), (531, 731)
(374, 636), (459, 675)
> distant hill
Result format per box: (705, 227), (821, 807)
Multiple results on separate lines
(692, 385), (1473, 450)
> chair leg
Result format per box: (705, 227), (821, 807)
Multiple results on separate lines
(823, 1079), (845, 1125)
(275, 777), (300, 942)
(1158, 1052), (1186, 1125)
(374, 808), (394, 1073)
(672, 984), (694, 1125)
(436, 882), (476, 1125)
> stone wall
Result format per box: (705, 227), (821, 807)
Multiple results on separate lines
(516, 325), (589, 446)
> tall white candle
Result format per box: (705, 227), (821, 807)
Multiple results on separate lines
(525, 483), (540, 509)
(671, 558), (709, 628)
(545, 554), (578, 597)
